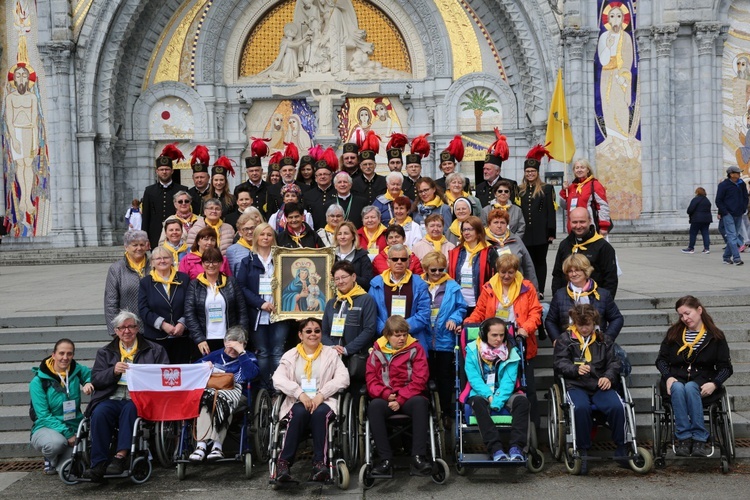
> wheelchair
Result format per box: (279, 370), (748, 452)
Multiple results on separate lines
(453, 323), (545, 475)
(357, 380), (450, 488)
(58, 416), (153, 484)
(547, 374), (653, 474)
(267, 390), (350, 489)
(651, 384), (735, 473)
(160, 383), (272, 480)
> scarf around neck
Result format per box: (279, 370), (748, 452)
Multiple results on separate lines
(336, 283), (367, 308)
(477, 337), (508, 366)
(570, 325), (596, 362)
(149, 268), (182, 295)
(296, 343), (323, 381)
(424, 234), (448, 252)
(376, 334), (417, 355)
(489, 271), (523, 308)
(382, 269), (412, 291)
(677, 324), (707, 359)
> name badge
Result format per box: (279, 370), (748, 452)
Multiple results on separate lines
(391, 295), (407, 317)
(259, 277), (272, 295)
(499, 247), (512, 255)
(208, 305), (224, 323)
(368, 246), (379, 257)
(461, 270), (473, 289)
(63, 400), (76, 421)
(570, 198), (578, 209)
(301, 377), (317, 396)
(495, 306), (510, 321)
(486, 373), (496, 388)
(332, 316), (346, 337)
(430, 308), (439, 328)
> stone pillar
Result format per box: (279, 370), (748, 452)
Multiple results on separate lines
(96, 136), (115, 245)
(38, 41), (82, 246)
(635, 28), (654, 215)
(694, 23), (722, 193)
(562, 27), (591, 167)
(76, 132), (99, 245)
(652, 24), (679, 213)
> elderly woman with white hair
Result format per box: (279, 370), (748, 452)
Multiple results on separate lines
(104, 230), (150, 336)
(372, 172), (405, 225)
(317, 204), (345, 247)
(226, 211), (260, 276)
(445, 172), (481, 215)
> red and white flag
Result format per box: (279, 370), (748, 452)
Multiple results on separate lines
(127, 364), (212, 421)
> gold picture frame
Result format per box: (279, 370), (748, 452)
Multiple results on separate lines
(270, 246), (336, 322)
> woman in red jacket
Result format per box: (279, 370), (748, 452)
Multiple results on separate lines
(559, 158), (611, 235)
(365, 315), (431, 477)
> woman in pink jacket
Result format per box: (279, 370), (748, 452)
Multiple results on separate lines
(178, 226), (231, 279)
(272, 318), (349, 484)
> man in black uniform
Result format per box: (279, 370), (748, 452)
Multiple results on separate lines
(187, 145), (210, 215)
(305, 161), (337, 228)
(435, 136), (470, 193)
(267, 155), (304, 216)
(475, 132), (517, 207)
(351, 149), (386, 205)
(340, 142), (360, 178)
(235, 156), (269, 219)
(141, 144), (188, 250)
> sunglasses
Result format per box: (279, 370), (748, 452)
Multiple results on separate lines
(496, 189), (510, 194)
(428, 268), (445, 273)
(389, 257), (408, 262)
(176, 200), (191, 204)
(302, 329), (322, 334)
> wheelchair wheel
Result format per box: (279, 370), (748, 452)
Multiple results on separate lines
(244, 452), (253, 478)
(58, 458), (80, 485)
(721, 391), (736, 461)
(336, 461), (350, 490)
(154, 420), (180, 467)
(564, 448), (582, 475)
(721, 457), (730, 474)
(629, 447), (653, 474)
(431, 458), (450, 485)
(548, 384), (565, 461)
(432, 395), (446, 460)
(358, 395), (367, 469)
(176, 462), (187, 481)
(358, 463), (375, 489)
(252, 388), (272, 463)
(454, 444), (467, 476)
(341, 393), (360, 469)
(130, 456), (152, 484)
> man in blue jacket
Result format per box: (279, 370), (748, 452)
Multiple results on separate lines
(715, 166), (749, 265)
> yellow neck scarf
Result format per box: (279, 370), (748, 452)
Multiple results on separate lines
(382, 269), (413, 291)
(567, 280), (600, 301)
(205, 218), (223, 242)
(489, 229), (510, 246)
(575, 175), (594, 194)
(163, 241), (188, 268)
(324, 223), (337, 234)
(489, 271), (523, 308)
(149, 268), (181, 296)
(463, 241), (488, 265)
(336, 284), (367, 308)
(384, 190), (403, 202)
(364, 224), (387, 248)
(389, 216), (414, 227)
(424, 234), (448, 252)
(572, 232), (603, 253)
(449, 218), (462, 237)
(119, 339), (138, 363)
(423, 196), (443, 208)
(125, 252), (146, 278)
(492, 202), (512, 211)
(190, 250), (202, 260)
(421, 272), (450, 291)
(376, 334), (417, 355)
(45, 357), (68, 381)
(296, 343), (323, 381)
(677, 324), (707, 359)
(570, 325), (596, 362)
(238, 238), (253, 251)
(446, 190), (469, 205)
(176, 213), (198, 227)
(197, 272), (226, 297)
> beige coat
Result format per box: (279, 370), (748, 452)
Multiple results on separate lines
(185, 217), (235, 255)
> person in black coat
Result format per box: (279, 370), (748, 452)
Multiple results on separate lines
(304, 165), (337, 228)
(328, 171), (367, 228)
(141, 149), (188, 250)
(682, 187), (713, 254)
(235, 156), (271, 219)
(351, 150), (387, 204)
(333, 221), (373, 291)
(276, 202), (324, 248)
(138, 247), (193, 363)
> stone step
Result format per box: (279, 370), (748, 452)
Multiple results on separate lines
(0, 325), (108, 346)
(0, 342), (103, 364)
(0, 313), (105, 329)
(0, 246), (123, 266)
(618, 309), (672, 327)
(612, 325), (750, 345)
(612, 292), (750, 311)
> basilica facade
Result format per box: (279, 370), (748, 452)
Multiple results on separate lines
(0, 0), (746, 247)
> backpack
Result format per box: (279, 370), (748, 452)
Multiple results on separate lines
(29, 378), (53, 422)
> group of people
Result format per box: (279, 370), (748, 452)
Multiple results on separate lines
(29, 136), (732, 480)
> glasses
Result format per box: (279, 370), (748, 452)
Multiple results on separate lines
(205, 207), (221, 212)
(152, 256), (172, 262)
(428, 268), (445, 273)
(496, 189), (510, 194)
(389, 257), (408, 262)
(240, 227), (255, 234)
(176, 200), (191, 204)
(329, 214), (343, 219)
(462, 227), (476, 232)
(333, 274), (353, 283)
(202, 261), (221, 266)
(302, 329), (322, 334)
(116, 325), (137, 332)
(417, 188), (432, 194)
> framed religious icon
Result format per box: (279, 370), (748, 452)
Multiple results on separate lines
(270, 246), (336, 322)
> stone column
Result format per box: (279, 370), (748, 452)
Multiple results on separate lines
(38, 41), (82, 246)
(635, 28), (654, 215)
(562, 27), (591, 164)
(652, 24), (679, 213)
(96, 136), (115, 245)
(694, 23), (722, 193)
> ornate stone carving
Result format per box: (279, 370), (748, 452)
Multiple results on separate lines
(635, 27), (652, 60)
(562, 27), (591, 61)
(694, 22), (722, 57)
(651, 24), (678, 59)
(38, 41), (74, 76)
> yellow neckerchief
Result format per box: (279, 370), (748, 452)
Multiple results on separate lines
(296, 343), (323, 381)
(176, 213), (198, 227)
(382, 269), (413, 291)
(376, 334), (417, 355)
(489, 271), (523, 308)
(445, 190), (469, 205)
(492, 202), (512, 211)
(677, 324), (708, 359)
(423, 196), (443, 208)
(197, 272), (227, 297)
(389, 216), (414, 227)
(449, 218), (462, 237)
(463, 240), (488, 265)
(124, 252), (146, 278)
(424, 233), (448, 252)
(190, 250), (202, 260)
(163, 241), (188, 268)
(119, 338), (139, 363)
(421, 272), (450, 291)
(571, 232), (604, 253)
(205, 218), (223, 243)
(575, 175), (594, 194)
(45, 357), (69, 386)
(384, 190), (404, 202)
(336, 283), (367, 308)
(364, 224), (386, 249)
(567, 280), (600, 301)
(488, 228), (510, 246)
(238, 238), (253, 251)
(570, 325), (596, 362)
(324, 223), (337, 234)
(149, 268), (182, 296)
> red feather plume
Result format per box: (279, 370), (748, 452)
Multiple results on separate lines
(489, 128), (509, 161)
(308, 145), (325, 161)
(160, 143), (185, 162)
(269, 151), (283, 165)
(410, 134), (431, 158)
(322, 147), (339, 171)
(283, 142), (300, 163)
(526, 142), (553, 162)
(386, 133), (408, 152)
(361, 130), (381, 153)
(250, 137), (270, 158)
(445, 135), (464, 162)
(214, 156), (236, 177)
(189, 145), (209, 166)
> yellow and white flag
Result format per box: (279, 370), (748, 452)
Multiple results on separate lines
(545, 68), (576, 164)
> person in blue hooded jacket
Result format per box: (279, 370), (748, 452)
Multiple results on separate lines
(30, 339), (93, 474)
(461, 318), (529, 462)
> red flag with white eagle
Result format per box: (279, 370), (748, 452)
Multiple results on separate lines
(127, 364), (212, 421)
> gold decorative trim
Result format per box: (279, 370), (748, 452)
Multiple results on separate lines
(72, 0), (95, 40)
(433, 0), (482, 80)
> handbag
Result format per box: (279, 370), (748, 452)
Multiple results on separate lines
(207, 372), (235, 390)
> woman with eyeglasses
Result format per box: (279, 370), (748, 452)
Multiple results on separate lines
(411, 177), (452, 231)
(138, 246), (193, 363)
(334, 221), (373, 291)
(272, 318), (350, 484)
(480, 180), (525, 239)
(185, 246), (248, 355)
(159, 191), (197, 243)
(420, 251), (467, 414)
(446, 197), (474, 246)
(317, 204), (344, 247)
(447, 216), (498, 316)
(226, 212), (258, 276)
(186, 198), (236, 255)
(559, 158), (611, 235)
(179, 226), (232, 280)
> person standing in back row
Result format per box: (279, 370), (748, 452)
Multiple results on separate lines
(715, 166), (748, 265)
(681, 187), (713, 255)
(142, 144), (188, 250)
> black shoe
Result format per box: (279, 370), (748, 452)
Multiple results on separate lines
(675, 438), (692, 457)
(579, 450), (589, 475)
(410, 455), (432, 476)
(276, 459), (292, 482)
(614, 445), (630, 468)
(82, 462), (106, 483)
(371, 459), (392, 476)
(691, 440), (710, 457)
(106, 456), (128, 475)
(310, 460), (329, 482)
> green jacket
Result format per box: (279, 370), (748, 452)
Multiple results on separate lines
(30, 358), (91, 439)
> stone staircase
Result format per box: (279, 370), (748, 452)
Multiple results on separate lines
(1, 293), (749, 458)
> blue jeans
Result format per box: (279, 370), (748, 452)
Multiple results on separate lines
(688, 222), (710, 250)
(722, 215), (743, 261)
(252, 321), (290, 390)
(567, 388), (625, 450)
(89, 399), (138, 467)
(669, 381), (710, 442)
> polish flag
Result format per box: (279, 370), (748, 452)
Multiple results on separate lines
(127, 364), (212, 421)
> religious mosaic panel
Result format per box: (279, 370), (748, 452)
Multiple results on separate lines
(594, 0), (642, 220)
(458, 88), (502, 132)
(337, 96), (407, 166)
(722, 0), (750, 181)
(245, 99), (317, 154)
